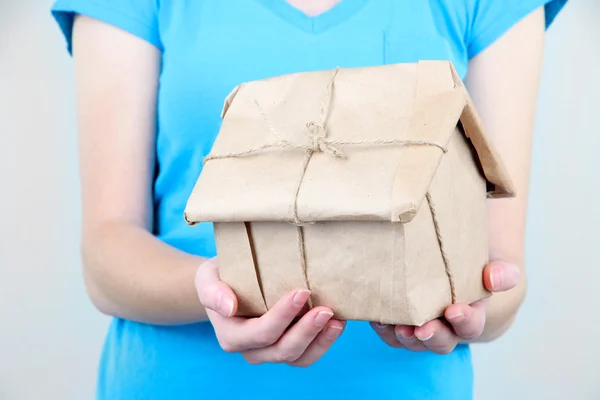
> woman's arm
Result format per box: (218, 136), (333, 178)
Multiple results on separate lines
(465, 7), (546, 341)
(72, 15), (207, 325)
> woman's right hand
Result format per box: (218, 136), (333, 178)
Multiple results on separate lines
(195, 258), (346, 367)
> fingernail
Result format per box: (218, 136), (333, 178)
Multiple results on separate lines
(374, 323), (387, 329)
(396, 328), (414, 339)
(447, 312), (465, 323)
(314, 311), (334, 327)
(324, 325), (343, 340)
(490, 265), (504, 290)
(217, 292), (234, 317)
(491, 262), (521, 291)
(292, 289), (311, 307)
(417, 331), (435, 341)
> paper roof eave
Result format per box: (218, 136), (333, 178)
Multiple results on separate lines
(184, 61), (515, 226)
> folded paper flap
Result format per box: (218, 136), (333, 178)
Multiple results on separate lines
(184, 61), (512, 225)
(220, 84), (243, 119)
(448, 63), (516, 198)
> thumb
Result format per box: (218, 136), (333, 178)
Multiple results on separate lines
(483, 259), (521, 292)
(195, 257), (238, 317)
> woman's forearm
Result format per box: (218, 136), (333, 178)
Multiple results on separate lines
(82, 221), (208, 325)
(476, 198), (529, 343)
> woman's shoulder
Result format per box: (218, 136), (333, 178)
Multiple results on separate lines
(52, 0), (171, 53)
(431, 0), (566, 60)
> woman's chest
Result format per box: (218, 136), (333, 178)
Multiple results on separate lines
(155, 0), (462, 149)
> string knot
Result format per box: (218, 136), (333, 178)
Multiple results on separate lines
(305, 121), (345, 158)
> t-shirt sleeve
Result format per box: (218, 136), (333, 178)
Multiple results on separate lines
(51, 0), (162, 54)
(467, 0), (567, 59)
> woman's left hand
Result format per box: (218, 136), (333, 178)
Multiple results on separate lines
(370, 259), (520, 354)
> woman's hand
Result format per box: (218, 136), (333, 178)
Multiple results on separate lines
(195, 258), (346, 366)
(370, 259), (520, 354)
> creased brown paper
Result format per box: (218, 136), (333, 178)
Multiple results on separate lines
(184, 60), (515, 326)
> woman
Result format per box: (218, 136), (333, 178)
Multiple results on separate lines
(52, 1), (565, 399)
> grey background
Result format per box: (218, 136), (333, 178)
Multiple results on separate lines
(1, 1), (598, 399)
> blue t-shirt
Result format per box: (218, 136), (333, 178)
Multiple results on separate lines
(52, 1), (565, 399)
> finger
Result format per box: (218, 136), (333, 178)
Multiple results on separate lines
(445, 300), (488, 340)
(414, 319), (458, 355)
(369, 322), (404, 349)
(207, 310), (256, 353)
(394, 325), (428, 352)
(289, 319), (346, 367)
(483, 260), (520, 292)
(195, 257), (238, 317)
(242, 306), (334, 365)
(217, 288), (311, 352)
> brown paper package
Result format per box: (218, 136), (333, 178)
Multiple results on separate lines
(184, 60), (515, 326)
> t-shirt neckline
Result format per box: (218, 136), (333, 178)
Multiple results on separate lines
(254, 0), (369, 34)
